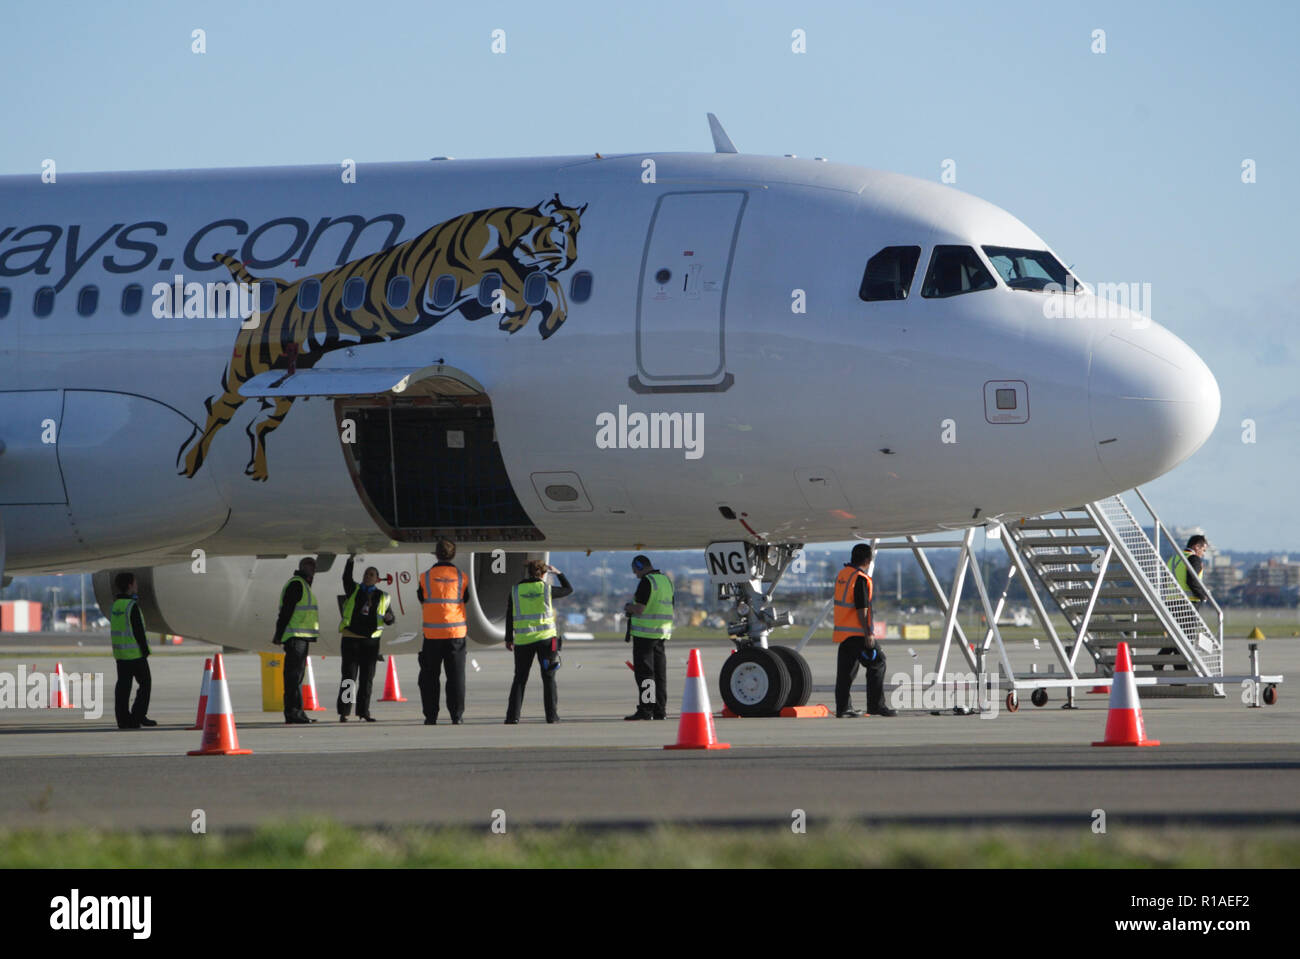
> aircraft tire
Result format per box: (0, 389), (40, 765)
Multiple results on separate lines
(720, 646), (791, 717)
(770, 645), (812, 708)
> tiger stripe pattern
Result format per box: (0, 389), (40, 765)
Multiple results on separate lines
(177, 194), (586, 481)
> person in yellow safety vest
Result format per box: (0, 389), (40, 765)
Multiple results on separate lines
(833, 543), (896, 717)
(273, 557), (319, 724)
(337, 555), (396, 722)
(416, 538), (470, 725)
(110, 571), (157, 729)
(623, 555), (674, 721)
(1159, 534), (1209, 671)
(504, 561), (573, 724)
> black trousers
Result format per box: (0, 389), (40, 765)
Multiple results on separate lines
(114, 658), (151, 727)
(282, 638), (310, 720)
(419, 637), (466, 722)
(338, 636), (380, 716)
(506, 641), (559, 722)
(835, 636), (887, 713)
(630, 636), (668, 718)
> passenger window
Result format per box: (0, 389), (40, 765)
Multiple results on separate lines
(121, 284), (143, 315)
(77, 286), (99, 317)
(921, 246), (996, 299)
(523, 272), (548, 307)
(259, 280), (277, 312)
(429, 274), (457, 310)
(0, 287), (10, 319)
(569, 270), (593, 303)
(386, 275), (411, 309)
(477, 273), (502, 307)
(859, 246), (921, 301)
(342, 276), (366, 311)
(297, 278), (321, 312)
(34, 287), (55, 317)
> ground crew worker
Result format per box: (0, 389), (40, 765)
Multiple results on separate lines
(417, 539), (469, 725)
(110, 572), (156, 729)
(337, 555), (395, 722)
(624, 555), (673, 720)
(273, 557), (319, 724)
(1159, 534), (1210, 670)
(833, 544), (896, 717)
(505, 561), (572, 724)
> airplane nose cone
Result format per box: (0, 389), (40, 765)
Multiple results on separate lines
(1089, 323), (1220, 488)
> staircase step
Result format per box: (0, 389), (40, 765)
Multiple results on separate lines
(1019, 535), (1111, 548)
(1056, 587), (1144, 599)
(1041, 569), (1127, 581)
(1014, 518), (1099, 531)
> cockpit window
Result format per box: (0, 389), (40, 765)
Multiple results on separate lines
(859, 246), (921, 301)
(981, 246), (1075, 292)
(921, 245), (996, 298)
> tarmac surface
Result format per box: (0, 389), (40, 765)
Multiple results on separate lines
(0, 633), (1295, 831)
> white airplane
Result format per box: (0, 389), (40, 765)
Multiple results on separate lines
(0, 117), (1218, 708)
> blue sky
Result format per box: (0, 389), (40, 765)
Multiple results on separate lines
(2, 0), (1296, 549)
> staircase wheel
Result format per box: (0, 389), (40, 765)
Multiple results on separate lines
(1263, 685), (1278, 706)
(1030, 688), (1048, 707)
(1005, 691), (1019, 713)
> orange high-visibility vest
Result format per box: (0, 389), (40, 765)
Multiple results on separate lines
(421, 565), (467, 639)
(832, 565), (872, 643)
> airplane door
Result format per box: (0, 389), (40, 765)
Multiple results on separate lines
(632, 191), (744, 393)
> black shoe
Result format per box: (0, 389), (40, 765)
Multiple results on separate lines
(652, 714), (666, 720)
(836, 709), (862, 718)
(547, 716), (560, 724)
(624, 712), (652, 721)
(137, 717), (158, 727)
(117, 722), (140, 730)
(504, 718), (518, 725)
(424, 719), (437, 725)
(451, 718), (463, 725)
(360, 715), (376, 723)
(339, 715), (349, 722)
(869, 705), (898, 717)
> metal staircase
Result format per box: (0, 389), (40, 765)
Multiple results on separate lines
(1005, 492), (1224, 696)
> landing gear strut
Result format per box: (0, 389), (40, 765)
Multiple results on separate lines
(711, 542), (809, 717)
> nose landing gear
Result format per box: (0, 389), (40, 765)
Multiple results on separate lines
(710, 542), (811, 717)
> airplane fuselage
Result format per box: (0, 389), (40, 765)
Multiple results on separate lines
(0, 153), (1219, 578)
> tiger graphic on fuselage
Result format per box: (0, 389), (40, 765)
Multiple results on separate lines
(177, 194), (586, 481)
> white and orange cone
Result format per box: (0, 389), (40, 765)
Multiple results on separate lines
(190, 658), (213, 730)
(665, 649), (729, 750)
(302, 654), (326, 711)
(1092, 642), (1159, 747)
(51, 662), (74, 709)
(188, 653), (252, 756)
(379, 654), (407, 702)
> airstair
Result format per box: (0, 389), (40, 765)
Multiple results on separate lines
(1004, 491), (1223, 695)
(821, 487), (1284, 709)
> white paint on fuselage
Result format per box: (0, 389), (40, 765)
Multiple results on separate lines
(0, 153), (1218, 574)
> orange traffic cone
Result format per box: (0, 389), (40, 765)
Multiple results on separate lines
(51, 662), (74, 709)
(190, 658), (213, 730)
(188, 653), (252, 755)
(665, 649), (729, 750)
(379, 654), (407, 702)
(1093, 642), (1159, 747)
(302, 655), (326, 711)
